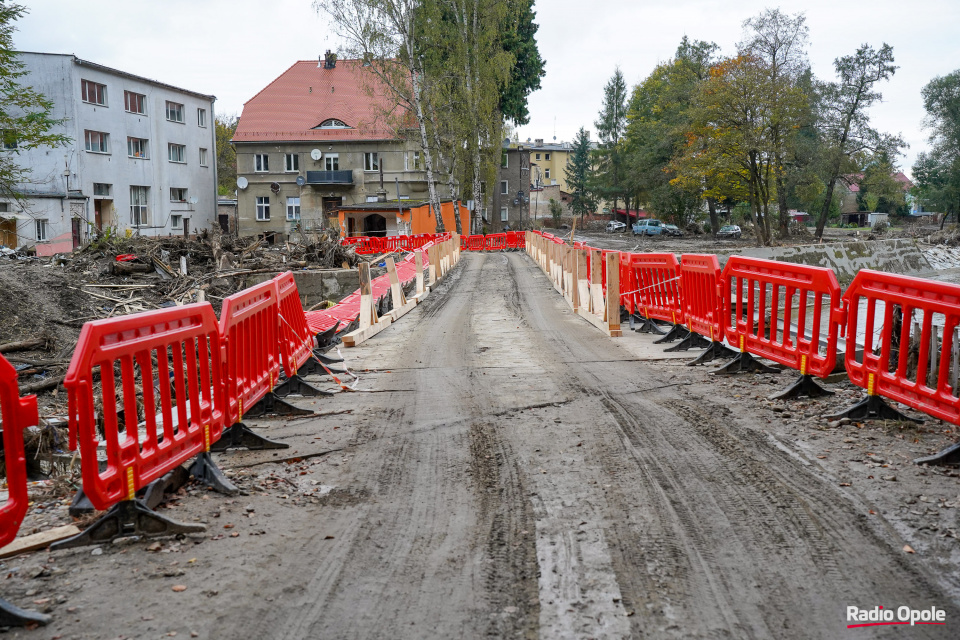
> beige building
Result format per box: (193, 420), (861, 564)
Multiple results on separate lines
(233, 53), (438, 240)
(526, 139), (574, 193)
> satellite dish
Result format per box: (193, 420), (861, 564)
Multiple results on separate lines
(310, 149), (322, 161)
(236, 177), (248, 189)
(270, 182), (281, 194)
(188, 196), (199, 204)
(296, 176), (306, 187)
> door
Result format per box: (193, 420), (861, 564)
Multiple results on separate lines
(218, 214), (230, 234)
(71, 217), (81, 248)
(183, 217), (190, 237)
(0, 218), (15, 248)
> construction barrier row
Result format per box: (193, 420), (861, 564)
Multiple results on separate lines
(341, 231), (525, 254)
(525, 229), (960, 440)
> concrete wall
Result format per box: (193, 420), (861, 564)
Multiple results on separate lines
(714, 238), (934, 284)
(3, 53), (218, 252)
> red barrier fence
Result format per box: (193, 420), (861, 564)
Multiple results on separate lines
(0, 353), (34, 548)
(345, 233), (524, 253)
(484, 234), (508, 251)
(629, 253), (683, 325)
(842, 270), (960, 424)
(219, 280), (280, 425)
(506, 231), (525, 250)
(274, 272), (314, 377)
(467, 235), (485, 251)
(722, 257), (842, 378)
(65, 304), (225, 511)
(680, 254), (724, 341)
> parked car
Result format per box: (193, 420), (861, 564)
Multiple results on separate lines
(606, 220), (627, 233)
(663, 223), (683, 237)
(716, 224), (742, 239)
(632, 219), (663, 236)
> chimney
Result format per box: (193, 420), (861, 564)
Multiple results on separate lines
(322, 50), (337, 69)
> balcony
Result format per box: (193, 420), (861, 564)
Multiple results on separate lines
(306, 170), (353, 185)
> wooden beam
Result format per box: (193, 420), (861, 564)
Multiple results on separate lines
(0, 525), (81, 558)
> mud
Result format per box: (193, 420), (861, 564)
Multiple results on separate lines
(2, 251), (959, 639)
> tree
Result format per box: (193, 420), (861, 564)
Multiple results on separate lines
(0, 2), (69, 201)
(314, 0), (446, 230)
(215, 114), (238, 196)
(740, 9), (810, 238)
(548, 198), (562, 226)
(565, 127), (595, 219)
(812, 43), (903, 238)
(593, 68), (628, 222)
(914, 70), (960, 226)
(627, 37), (719, 232)
(499, 0), (546, 126)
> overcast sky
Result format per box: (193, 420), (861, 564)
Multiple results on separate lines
(15, 0), (960, 175)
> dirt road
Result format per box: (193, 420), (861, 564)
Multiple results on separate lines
(9, 251), (960, 639)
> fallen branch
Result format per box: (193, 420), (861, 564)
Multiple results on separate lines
(19, 375), (65, 394)
(222, 447), (346, 469)
(0, 337), (50, 354)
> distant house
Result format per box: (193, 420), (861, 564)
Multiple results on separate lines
(489, 145), (530, 232)
(233, 51), (463, 240)
(0, 53), (218, 254)
(838, 171), (914, 226)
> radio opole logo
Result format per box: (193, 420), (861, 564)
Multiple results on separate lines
(847, 605), (946, 629)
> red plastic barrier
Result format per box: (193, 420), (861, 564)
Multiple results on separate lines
(722, 256), (842, 378)
(843, 270), (960, 424)
(506, 231), (525, 250)
(629, 253), (683, 325)
(467, 235), (484, 251)
(484, 234), (507, 251)
(0, 354), (35, 547)
(65, 304), (224, 511)
(679, 254), (724, 341)
(619, 252), (635, 313)
(219, 280), (281, 425)
(273, 272), (314, 377)
(460, 235), (469, 251)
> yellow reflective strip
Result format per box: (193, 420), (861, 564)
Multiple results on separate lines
(800, 355), (807, 376)
(868, 373), (876, 396)
(204, 424), (210, 452)
(739, 335), (745, 353)
(126, 467), (135, 501)
(239, 397), (243, 422)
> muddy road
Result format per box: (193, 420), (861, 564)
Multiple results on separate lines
(8, 251), (960, 639)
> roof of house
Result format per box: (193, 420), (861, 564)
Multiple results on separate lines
(234, 59), (407, 143)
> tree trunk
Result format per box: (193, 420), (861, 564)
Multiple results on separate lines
(776, 154), (790, 238)
(815, 176), (839, 239)
(407, 60), (443, 232)
(707, 197), (719, 238)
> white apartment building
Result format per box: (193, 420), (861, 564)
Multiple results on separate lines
(0, 53), (217, 255)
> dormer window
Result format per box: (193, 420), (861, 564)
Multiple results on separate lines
(315, 118), (350, 129)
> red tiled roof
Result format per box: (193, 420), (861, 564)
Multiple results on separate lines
(234, 60), (407, 143)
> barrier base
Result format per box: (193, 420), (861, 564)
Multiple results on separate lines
(630, 314), (667, 335)
(824, 395), (923, 423)
(914, 442), (960, 466)
(189, 452), (239, 494)
(687, 341), (738, 366)
(243, 392), (313, 418)
(712, 351), (780, 375)
(312, 350), (344, 365)
(665, 331), (711, 352)
(50, 499), (206, 550)
(298, 356), (348, 377)
(273, 374), (331, 398)
(654, 323), (689, 345)
(0, 598), (50, 628)
(314, 325), (339, 350)
(71, 465), (191, 516)
(770, 374), (834, 400)
(209, 422), (290, 452)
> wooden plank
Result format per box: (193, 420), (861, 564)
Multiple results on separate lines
(342, 315), (394, 348)
(0, 525), (81, 558)
(388, 299), (419, 322)
(577, 306), (618, 337)
(605, 251), (622, 337)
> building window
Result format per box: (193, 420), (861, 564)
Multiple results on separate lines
(325, 154), (339, 171)
(545, 153), (551, 161)
(500, 207), (508, 222)
(0, 202), (8, 212)
(544, 168), (551, 179)
(0, 130), (16, 150)
(168, 143), (186, 163)
(84, 130), (109, 154)
(199, 148), (208, 166)
(130, 186), (149, 226)
(255, 154), (269, 172)
(535, 153), (541, 161)
(286, 197), (301, 221)
(413, 151), (421, 170)
(364, 152), (379, 172)
(93, 183), (111, 196)
(197, 108), (206, 127)
(256, 196), (270, 221)
(165, 101), (184, 123)
(285, 153), (299, 172)
(35, 219), (48, 241)
(501, 153), (508, 168)
(127, 137), (149, 159)
(316, 118), (350, 129)
(124, 91), (146, 114)
(170, 187), (187, 202)
(171, 214), (183, 229)
(500, 180), (508, 195)
(81, 79), (107, 105)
